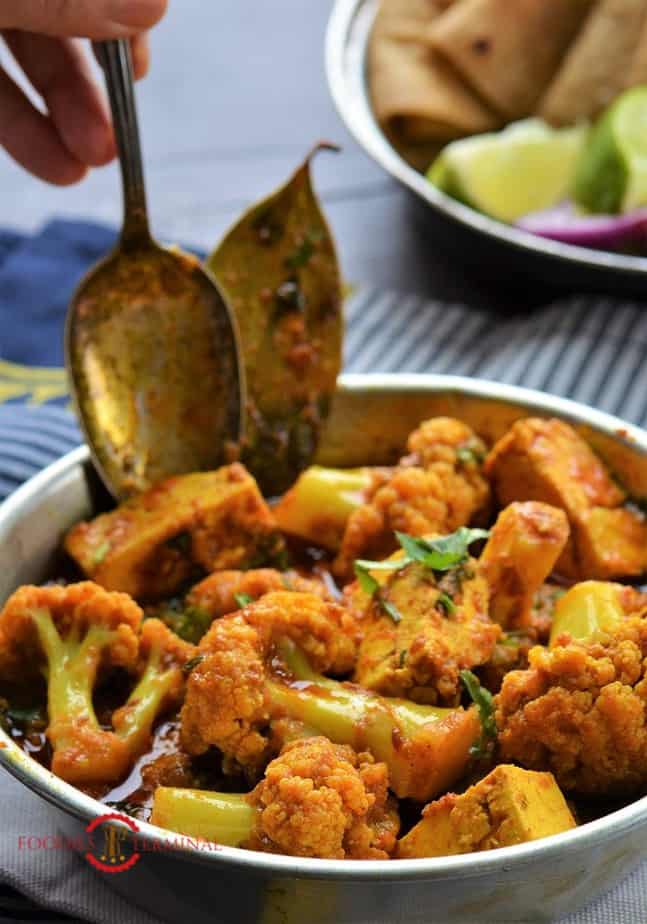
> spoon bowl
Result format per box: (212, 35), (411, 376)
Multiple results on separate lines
(66, 41), (243, 499)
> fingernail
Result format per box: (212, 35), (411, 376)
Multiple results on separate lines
(110, 0), (167, 29)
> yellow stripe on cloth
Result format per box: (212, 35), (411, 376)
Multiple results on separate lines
(0, 359), (69, 405)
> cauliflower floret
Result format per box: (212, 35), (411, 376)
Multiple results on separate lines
(151, 737), (399, 859)
(186, 568), (331, 618)
(247, 737), (399, 859)
(495, 617), (647, 794)
(180, 592), (360, 770)
(0, 582), (142, 786)
(111, 618), (196, 760)
(0, 582), (198, 788)
(334, 418), (490, 579)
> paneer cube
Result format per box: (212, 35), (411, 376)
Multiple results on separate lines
(352, 552), (500, 706)
(396, 764), (576, 858)
(478, 501), (569, 628)
(484, 418), (647, 580)
(65, 464), (284, 600)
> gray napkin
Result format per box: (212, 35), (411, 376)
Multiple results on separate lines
(2, 287), (647, 924)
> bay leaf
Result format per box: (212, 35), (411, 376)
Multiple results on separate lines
(207, 143), (343, 495)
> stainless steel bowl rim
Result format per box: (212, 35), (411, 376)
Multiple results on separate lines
(325, 0), (647, 278)
(1, 372), (646, 881)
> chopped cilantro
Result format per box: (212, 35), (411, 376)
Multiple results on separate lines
(92, 541), (111, 566)
(354, 562), (380, 596)
(456, 446), (485, 465)
(436, 592), (456, 615)
(460, 669), (497, 758)
(152, 600), (213, 644)
(285, 230), (324, 270)
(182, 654), (205, 676)
(353, 525), (490, 624)
(395, 527), (490, 572)
(353, 563), (401, 622)
(398, 650), (407, 668)
(380, 597), (402, 624)
(234, 592), (254, 609)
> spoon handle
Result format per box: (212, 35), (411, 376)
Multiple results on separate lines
(98, 40), (151, 249)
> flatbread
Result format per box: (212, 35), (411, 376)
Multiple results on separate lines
(369, 0), (500, 143)
(425, 0), (594, 120)
(540, 0), (647, 125)
(627, 16), (647, 86)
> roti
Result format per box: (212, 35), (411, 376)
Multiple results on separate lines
(369, 0), (500, 143)
(540, 0), (647, 125)
(425, 0), (594, 119)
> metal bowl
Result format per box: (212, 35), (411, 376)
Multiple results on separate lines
(1, 374), (647, 924)
(325, 0), (647, 295)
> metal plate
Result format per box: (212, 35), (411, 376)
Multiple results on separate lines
(1, 374), (647, 923)
(325, 0), (647, 295)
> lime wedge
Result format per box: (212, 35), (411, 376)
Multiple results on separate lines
(427, 119), (588, 223)
(574, 87), (647, 214)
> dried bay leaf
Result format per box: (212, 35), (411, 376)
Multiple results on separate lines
(207, 144), (343, 495)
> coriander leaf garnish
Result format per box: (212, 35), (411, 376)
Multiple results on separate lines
(355, 558), (405, 573)
(398, 649), (407, 668)
(182, 654), (205, 676)
(234, 592), (255, 608)
(380, 598), (402, 624)
(354, 562), (380, 596)
(456, 446), (485, 465)
(460, 669), (497, 758)
(436, 592), (456, 615)
(395, 527), (489, 572)
(353, 563), (401, 622)
(92, 541), (111, 566)
(354, 525), (489, 625)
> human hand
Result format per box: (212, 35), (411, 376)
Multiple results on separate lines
(0, 1), (168, 184)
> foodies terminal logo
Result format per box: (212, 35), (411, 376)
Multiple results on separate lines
(85, 813), (141, 873)
(17, 812), (221, 872)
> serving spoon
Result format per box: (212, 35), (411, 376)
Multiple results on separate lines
(65, 40), (244, 500)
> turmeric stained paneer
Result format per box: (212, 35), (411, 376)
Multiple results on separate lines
(352, 552), (499, 706)
(397, 764), (576, 858)
(485, 418), (647, 580)
(478, 501), (569, 628)
(65, 464), (284, 600)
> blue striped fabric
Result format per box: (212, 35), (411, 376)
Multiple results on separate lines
(0, 406), (80, 499)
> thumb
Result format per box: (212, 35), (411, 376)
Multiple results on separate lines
(1, 0), (167, 39)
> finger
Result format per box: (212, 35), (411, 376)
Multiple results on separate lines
(130, 32), (150, 80)
(0, 65), (86, 185)
(0, 0), (168, 39)
(4, 31), (115, 167)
